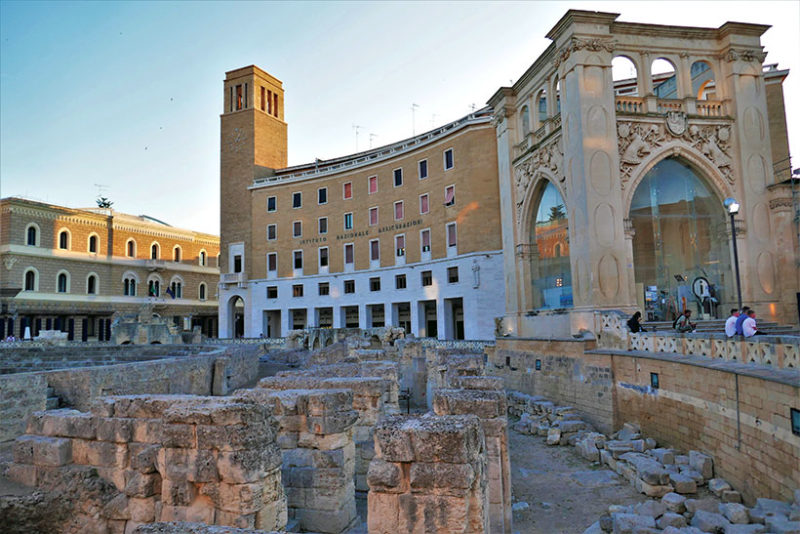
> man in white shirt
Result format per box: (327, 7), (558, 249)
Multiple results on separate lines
(742, 310), (761, 338)
(725, 308), (740, 337)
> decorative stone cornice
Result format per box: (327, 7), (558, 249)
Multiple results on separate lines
(553, 37), (615, 68)
(768, 197), (794, 212)
(722, 48), (767, 64)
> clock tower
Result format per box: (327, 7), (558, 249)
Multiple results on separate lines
(220, 65), (287, 277)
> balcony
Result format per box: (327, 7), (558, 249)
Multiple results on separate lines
(221, 272), (247, 288)
(615, 96), (726, 117)
(145, 259), (166, 271)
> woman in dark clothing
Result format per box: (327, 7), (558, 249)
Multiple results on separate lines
(627, 311), (646, 333)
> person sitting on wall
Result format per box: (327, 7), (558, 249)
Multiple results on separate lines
(742, 309), (765, 337)
(734, 306), (751, 336)
(674, 309), (696, 333)
(627, 311), (647, 333)
(724, 308), (740, 337)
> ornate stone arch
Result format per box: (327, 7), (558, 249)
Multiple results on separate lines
(623, 143), (733, 218)
(517, 168), (567, 236)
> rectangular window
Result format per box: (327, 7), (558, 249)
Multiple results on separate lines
(267, 286), (277, 299)
(267, 224), (277, 241)
(343, 182), (353, 199)
(318, 187), (328, 205)
(236, 85), (243, 110)
(447, 222), (457, 247)
(344, 280), (355, 294)
(444, 148), (454, 170)
(370, 277), (381, 292)
(445, 185), (455, 206)
(319, 217), (328, 234)
(260, 86), (265, 111)
(293, 250), (303, 270)
(395, 274), (407, 289)
(393, 168), (403, 187)
(370, 239), (380, 261)
(292, 284), (303, 298)
(421, 270), (432, 286)
(229, 86), (233, 112)
(344, 243), (354, 265)
(292, 192), (302, 208)
(448, 266), (459, 283)
(267, 196), (276, 212)
(395, 235), (405, 257)
(233, 255), (242, 273)
(421, 229), (431, 252)
(344, 212), (353, 230)
(418, 159), (428, 179)
(368, 175), (377, 194)
(318, 282), (329, 296)
(273, 93), (278, 117)
(293, 221), (302, 238)
(319, 247), (329, 267)
(268, 89), (272, 114)
(394, 201), (404, 221)
(369, 207), (378, 226)
(420, 194), (429, 215)
(267, 253), (277, 272)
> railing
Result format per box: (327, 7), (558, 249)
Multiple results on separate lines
(615, 96), (645, 114)
(220, 272), (245, 285)
(696, 100), (724, 117)
(656, 99), (684, 113)
(145, 259), (166, 271)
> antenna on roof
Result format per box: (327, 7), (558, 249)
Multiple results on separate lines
(369, 133), (378, 149)
(470, 103), (477, 113)
(352, 124), (362, 151)
(411, 103), (419, 136)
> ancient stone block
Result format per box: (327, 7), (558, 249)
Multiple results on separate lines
(217, 448), (282, 484)
(691, 510), (731, 532)
(200, 481), (265, 514)
(688, 451), (713, 479)
(128, 497), (157, 522)
(129, 443), (159, 473)
(13, 435), (37, 464)
(196, 422), (272, 452)
(720, 502), (750, 524)
(7, 463), (37, 486)
(657, 512), (687, 529)
(612, 512), (656, 533)
(162, 424), (197, 449)
(32, 436), (72, 466)
(708, 478), (732, 496)
(96, 418), (134, 443)
(661, 492), (687, 513)
(102, 494), (131, 520)
(668, 473), (698, 494)
(409, 462), (475, 496)
(124, 470), (161, 498)
(132, 419), (163, 444)
(40, 410), (96, 439)
(162, 478), (196, 506)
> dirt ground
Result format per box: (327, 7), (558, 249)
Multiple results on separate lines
(508, 428), (647, 534)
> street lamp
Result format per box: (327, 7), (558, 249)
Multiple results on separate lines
(723, 197), (743, 310)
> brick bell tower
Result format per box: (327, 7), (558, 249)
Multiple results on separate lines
(220, 65), (287, 276)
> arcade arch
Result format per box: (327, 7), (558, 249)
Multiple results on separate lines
(228, 296), (245, 338)
(528, 180), (572, 310)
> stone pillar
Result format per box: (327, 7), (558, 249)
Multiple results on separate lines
(434, 388), (511, 534)
(367, 414), (489, 534)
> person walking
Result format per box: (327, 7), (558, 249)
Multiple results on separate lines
(627, 311), (646, 333)
(725, 308), (740, 337)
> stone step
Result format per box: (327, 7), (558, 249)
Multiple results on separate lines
(45, 397), (60, 410)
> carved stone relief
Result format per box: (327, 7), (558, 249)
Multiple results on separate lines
(513, 137), (564, 224)
(617, 118), (734, 188)
(553, 37), (615, 68)
(722, 49), (767, 64)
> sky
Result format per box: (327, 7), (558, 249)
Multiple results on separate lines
(1, 1), (798, 235)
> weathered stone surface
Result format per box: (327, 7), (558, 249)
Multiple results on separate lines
(669, 473), (698, 494)
(721, 490), (742, 503)
(690, 510), (730, 533)
(688, 451), (713, 480)
(724, 524), (767, 534)
(765, 516), (800, 534)
(612, 512), (655, 533)
(634, 499), (667, 518)
(657, 512), (687, 529)
(662, 492), (687, 513)
(649, 448), (675, 465)
(719, 503), (750, 524)
(708, 478), (732, 496)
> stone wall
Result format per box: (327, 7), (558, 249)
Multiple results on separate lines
(0, 345), (265, 443)
(7, 395), (288, 532)
(492, 337), (612, 433)
(367, 414), (489, 533)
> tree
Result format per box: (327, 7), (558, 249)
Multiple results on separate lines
(96, 196), (113, 208)
(549, 204), (565, 221)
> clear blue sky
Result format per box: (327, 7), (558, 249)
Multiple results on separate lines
(2, 1), (798, 235)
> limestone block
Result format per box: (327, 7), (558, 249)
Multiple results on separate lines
(90, 398), (116, 418)
(7, 463), (37, 486)
(217, 448), (282, 484)
(765, 517), (800, 534)
(95, 466), (127, 491)
(196, 422), (273, 452)
(668, 473), (698, 494)
(691, 510), (731, 532)
(13, 435), (37, 464)
(128, 497), (157, 522)
(546, 427), (562, 445)
(132, 419), (163, 443)
(634, 500), (667, 518)
(374, 417), (414, 462)
(409, 462), (476, 496)
(214, 509), (256, 529)
(719, 503), (750, 524)
(410, 418), (483, 463)
(368, 492), (400, 534)
(724, 525), (767, 534)
(163, 448), (218, 482)
(397, 494), (472, 533)
(657, 512), (687, 529)
(73, 440), (127, 468)
(433, 389), (507, 419)
(162, 478), (197, 506)
(40, 410), (97, 439)
(722, 490), (743, 503)
(678, 466), (704, 484)
(96, 418), (135, 443)
(294, 506), (356, 534)
(200, 481), (265, 514)
(708, 478), (732, 496)
(102, 494), (131, 520)
(306, 412), (359, 435)
(619, 452), (670, 485)
(255, 499), (288, 532)
(32, 436), (72, 466)
(124, 469), (161, 497)
(298, 430), (351, 451)
(661, 492), (687, 513)
(558, 420), (587, 433)
(649, 448), (675, 465)
(611, 512), (655, 533)
(688, 451), (714, 479)
(162, 424), (197, 449)
(129, 443), (159, 473)
(617, 423), (641, 441)
(634, 478), (673, 498)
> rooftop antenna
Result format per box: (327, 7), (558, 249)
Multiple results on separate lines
(411, 103), (419, 136)
(470, 103), (477, 113)
(352, 124), (362, 151)
(369, 133), (378, 149)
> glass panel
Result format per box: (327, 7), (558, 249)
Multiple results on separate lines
(631, 157), (731, 321)
(530, 181), (572, 309)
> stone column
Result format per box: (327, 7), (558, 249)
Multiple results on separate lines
(434, 388), (511, 534)
(367, 414), (489, 534)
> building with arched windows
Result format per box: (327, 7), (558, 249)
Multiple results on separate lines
(0, 198), (221, 341)
(218, 11), (797, 341)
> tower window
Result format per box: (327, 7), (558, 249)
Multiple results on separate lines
(394, 201), (404, 221)
(421, 229), (431, 253)
(151, 243), (159, 260)
(58, 230), (69, 250)
(173, 247), (181, 262)
(87, 274), (97, 294)
(273, 93), (278, 117)
(292, 192), (302, 208)
(234, 255), (242, 273)
(261, 86), (266, 111)
(447, 222), (457, 247)
(199, 283), (207, 300)
(236, 85), (243, 111)
(24, 270), (36, 291)
(395, 235), (405, 257)
(319, 247), (329, 267)
(27, 226), (38, 246)
(393, 168), (403, 187)
(444, 148), (454, 170)
(57, 272), (68, 293)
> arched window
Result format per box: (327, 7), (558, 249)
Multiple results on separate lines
(173, 246), (181, 262)
(530, 181), (571, 309)
(58, 230), (70, 250)
(199, 250), (207, 266)
(199, 283), (207, 301)
(87, 274), (98, 295)
(520, 105), (530, 135)
(24, 269), (37, 291)
(88, 234), (98, 254)
(57, 272), (69, 293)
(612, 56), (639, 96)
(652, 58), (678, 99)
(631, 157), (732, 320)
(690, 60), (715, 101)
(536, 88), (547, 125)
(151, 243), (160, 260)
(26, 224), (39, 246)
(148, 276), (161, 297)
(124, 276), (137, 296)
(126, 239), (136, 258)
(170, 281), (182, 298)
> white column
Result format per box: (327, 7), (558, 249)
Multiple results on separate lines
(306, 307), (316, 328)
(333, 306), (343, 328)
(436, 298), (447, 340)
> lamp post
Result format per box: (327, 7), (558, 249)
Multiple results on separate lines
(724, 198), (742, 310)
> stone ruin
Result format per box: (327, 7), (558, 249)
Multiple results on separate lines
(111, 305), (201, 345)
(4, 342), (512, 534)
